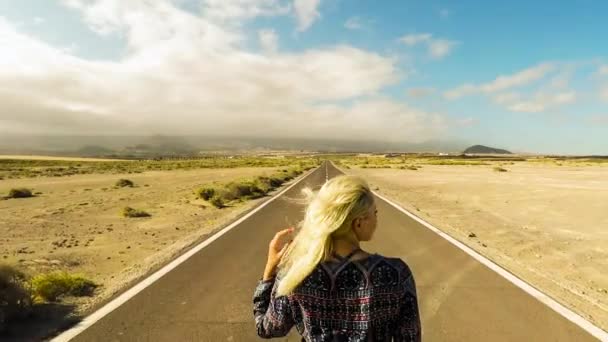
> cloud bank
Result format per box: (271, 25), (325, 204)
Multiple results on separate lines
(0, 0), (447, 143)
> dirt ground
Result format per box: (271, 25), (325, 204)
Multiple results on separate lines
(0, 166), (289, 315)
(343, 162), (608, 331)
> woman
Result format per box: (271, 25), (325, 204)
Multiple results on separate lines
(253, 175), (421, 341)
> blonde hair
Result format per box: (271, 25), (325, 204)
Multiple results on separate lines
(275, 174), (375, 297)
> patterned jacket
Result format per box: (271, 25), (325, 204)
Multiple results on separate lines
(253, 253), (421, 341)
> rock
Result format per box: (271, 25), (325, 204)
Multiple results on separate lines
(468, 232), (477, 238)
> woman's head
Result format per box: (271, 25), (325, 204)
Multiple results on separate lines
(314, 175), (377, 243)
(275, 175), (376, 296)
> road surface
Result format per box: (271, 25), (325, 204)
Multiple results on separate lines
(55, 160), (602, 341)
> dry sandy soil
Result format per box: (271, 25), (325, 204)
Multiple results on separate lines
(0, 166), (292, 316)
(343, 162), (608, 331)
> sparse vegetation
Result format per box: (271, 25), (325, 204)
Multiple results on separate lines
(493, 167), (508, 172)
(196, 187), (216, 200)
(196, 166), (308, 208)
(30, 271), (97, 302)
(209, 196), (225, 208)
(0, 156), (321, 180)
(115, 179), (134, 187)
(122, 206), (151, 217)
(7, 188), (34, 199)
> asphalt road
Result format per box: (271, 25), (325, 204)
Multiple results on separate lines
(59, 160), (600, 341)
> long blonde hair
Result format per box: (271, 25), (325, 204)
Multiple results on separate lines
(275, 174), (375, 297)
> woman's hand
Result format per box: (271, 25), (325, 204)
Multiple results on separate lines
(263, 227), (294, 280)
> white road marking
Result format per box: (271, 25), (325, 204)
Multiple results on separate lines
(348, 167), (608, 341)
(51, 164), (321, 341)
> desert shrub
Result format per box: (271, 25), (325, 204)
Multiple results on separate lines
(209, 196), (225, 208)
(30, 271), (97, 302)
(7, 188), (33, 198)
(115, 179), (134, 187)
(253, 177), (274, 193)
(0, 265), (32, 332)
(225, 182), (253, 198)
(270, 176), (286, 186)
(493, 167), (508, 172)
(196, 187), (216, 200)
(122, 206), (151, 218)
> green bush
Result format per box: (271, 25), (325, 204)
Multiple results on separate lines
(122, 206), (151, 218)
(0, 265), (32, 332)
(209, 196), (225, 208)
(196, 187), (216, 200)
(267, 176), (285, 187)
(115, 179), (134, 187)
(7, 188), (33, 198)
(30, 272), (97, 302)
(253, 177), (273, 194)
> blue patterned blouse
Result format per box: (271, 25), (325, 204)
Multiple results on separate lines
(252, 249), (422, 341)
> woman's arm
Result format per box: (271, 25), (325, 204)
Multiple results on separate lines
(253, 227), (296, 338)
(396, 265), (422, 342)
(252, 275), (296, 338)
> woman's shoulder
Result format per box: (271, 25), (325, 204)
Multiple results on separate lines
(371, 254), (414, 277)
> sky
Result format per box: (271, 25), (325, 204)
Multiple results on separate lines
(0, 0), (607, 155)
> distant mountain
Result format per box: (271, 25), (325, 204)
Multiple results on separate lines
(463, 145), (512, 154)
(0, 134), (471, 156)
(77, 145), (115, 156)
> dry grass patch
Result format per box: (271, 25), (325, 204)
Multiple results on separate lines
(115, 179), (134, 188)
(121, 206), (151, 218)
(6, 188), (34, 199)
(30, 272), (97, 302)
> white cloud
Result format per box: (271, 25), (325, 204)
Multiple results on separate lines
(428, 39), (457, 59)
(597, 65), (608, 76)
(456, 117), (476, 127)
(492, 92), (521, 105)
(33, 17), (45, 25)
(444, 63), (555, 99)
(496, 90), (576, 113)
(344, 16), (362, 30)
(399, 33), (432, 46)
(600, 86), (608, 102)
(399, 33), (457, 59)
(439, 8), (449, 18)
(444, 62), (579, 113)
(294, 0), (321, 32)
(407, 87), (436, 98)
(258, 29), (278, 53)
(201, 0), (291, 22)
(589, 115), (608, 125)
(0, 3), (446, 141)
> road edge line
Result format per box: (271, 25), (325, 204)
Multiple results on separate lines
(51, 162), (322, 342)
(371, 188), (608, 341)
